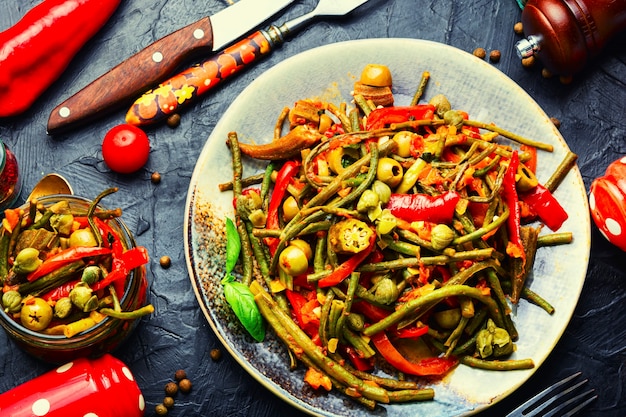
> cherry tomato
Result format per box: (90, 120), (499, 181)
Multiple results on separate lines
(102, 124), (150, 174)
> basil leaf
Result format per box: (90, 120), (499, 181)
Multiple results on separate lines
(225, 217), (241, 274)
(223, 281), (265, 342)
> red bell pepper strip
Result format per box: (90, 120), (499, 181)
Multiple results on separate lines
(317, 232), (376, 288)
(264, 160), (300, 255)
(0, 0), (122, 117)
(41, 279), (80, 302)
(26, 246), (112, 282)
(365, 105), (436, 130)
(92, 246), (149, 293)
(351, 300), (391, 323)
(519, 183), (568, 231)
(395, 324), (429, 339)
(386, 191), (460, 224)
(371, 331), (457, 376)
(502, 151), (525, 260)
(284, 289), (320, 341)
(338, 345), (374, 371)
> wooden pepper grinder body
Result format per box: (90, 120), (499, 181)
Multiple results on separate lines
(516, 0), (626, 75)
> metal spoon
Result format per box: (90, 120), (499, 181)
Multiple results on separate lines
(27, 173), (73, 201)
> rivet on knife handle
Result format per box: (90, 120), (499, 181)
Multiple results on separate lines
(46, 17), (214, 135)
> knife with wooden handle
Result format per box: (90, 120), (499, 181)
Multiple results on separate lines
(46, 0), (296, 135)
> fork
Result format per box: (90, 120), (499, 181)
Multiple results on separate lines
(505, 372), (598, 417)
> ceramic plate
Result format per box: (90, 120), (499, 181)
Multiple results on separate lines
(184, 39), (590, 416)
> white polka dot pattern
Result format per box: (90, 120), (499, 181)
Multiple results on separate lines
(589, 157), (626, 251)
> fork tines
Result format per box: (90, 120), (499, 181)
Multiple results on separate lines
(507, 372), (598, 417)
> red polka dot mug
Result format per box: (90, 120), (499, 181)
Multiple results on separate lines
(0, 354), (145, 416)
(589, 156), (626, 251)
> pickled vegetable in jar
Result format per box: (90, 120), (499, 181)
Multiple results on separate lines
(0, 139), (21, 210)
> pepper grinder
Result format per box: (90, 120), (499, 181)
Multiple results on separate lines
(515, 0), (626, 75)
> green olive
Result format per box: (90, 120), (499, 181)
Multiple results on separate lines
(278, 245), (309, 276)
(360, 64), (392, 87)
(391, 131), (418, 158)
(69, 228), (98, 248)
(376, 157), (403, 188)
(282, 196), (300, 222)
(20, 297), (53, 331)
(516, 164), (539, 192)
(433, 308), (462, 329)
(12, 247), (42, 274)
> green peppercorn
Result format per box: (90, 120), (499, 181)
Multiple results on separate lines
(178, 378), (192, 394)
(155, 403), (168, 415)
(165, 381), (178, 396)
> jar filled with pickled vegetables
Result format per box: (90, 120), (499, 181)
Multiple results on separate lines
(0, 139), (21, 210)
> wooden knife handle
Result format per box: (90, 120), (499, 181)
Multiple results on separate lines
(47, 16), (214, 135)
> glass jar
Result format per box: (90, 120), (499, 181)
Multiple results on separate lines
(0, 138), (22, 210)
(0, 195), (148, 364)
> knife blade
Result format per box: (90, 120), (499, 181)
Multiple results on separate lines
(46, 0), (296, 135)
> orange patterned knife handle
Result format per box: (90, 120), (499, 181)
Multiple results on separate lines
(126, 30), (273, 126)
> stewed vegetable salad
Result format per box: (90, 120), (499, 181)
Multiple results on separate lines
(219, 64), (575, 408)
(0, 188), (153, 337)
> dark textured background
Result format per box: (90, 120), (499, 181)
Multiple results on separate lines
(1, 0), (625, 416)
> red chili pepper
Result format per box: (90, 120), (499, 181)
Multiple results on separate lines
(370, 331), (457, 376)
(264, 160), (300, 255)
(26, 246), (112, 282)
(0, 0), (121, 117)
(351, 300), (391, 322)
(502, 151), (525, 260)
(317, 232), (376, 288)
(519, 184), (568, 231)
(386, 191), (460, 224)
(589, 156), (626, 251)
(365, 105), (435, 131)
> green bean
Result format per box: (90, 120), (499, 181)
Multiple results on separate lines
(18, 260), (85, 296)
(363, 284), (504, 337)
(0, 234), (9, 283)
(100, 304), (154, 319)
(410, 71), (430, 105)
(463, 120), (553, 152)
(544, 151), (578, 193)
(501, 280), (555, 314)
(537, 232), (573, 247)
(353, 94), (373, 116)
(218, 172), (266, 193)
(87, 187), (118, 248)
(459, 355), (535, 371)
(356, 248), (494, 273)
(452, 204), (509, 245)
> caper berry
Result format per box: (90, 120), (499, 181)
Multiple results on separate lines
(165, 381), (178, 396)
(2, 290), (22, 314)
(12, 248), (43, 274)
(160, 256), (171, 269)
(210, 348), (222, 361)
(174, 369), (187, 381)
(155, 404), (168, 415)
(178, 378), (192, 393)
(429, 94), (451, 118)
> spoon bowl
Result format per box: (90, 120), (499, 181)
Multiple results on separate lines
(27, 173), (73, 201)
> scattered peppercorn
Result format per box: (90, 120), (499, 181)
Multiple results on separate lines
(174, 369), (187, 381)
(179, 378), (192, 394)
(559, 75), (574, 85)
(166, 113), (181, 128)
(521, 56), (536, 68)
(160, 256), (171, 269)
(489, 50), (501, 63)
(550, 117), (561, 129)
(541, 68), (553, 78)
(473, 47), (486, 59)
(165, 381), (178, 396)
(513, 22), (524, 35)
(210, 348), (222, 361)
(151, 172), (162, 184)
(163, 396), (175, 409)
(155, 404), (168, 415)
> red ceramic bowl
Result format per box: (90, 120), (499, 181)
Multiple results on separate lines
(0, 195), (148, 363)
